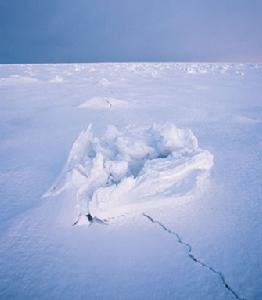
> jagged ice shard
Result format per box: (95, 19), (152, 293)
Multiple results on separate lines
(45, 123), (214, 224)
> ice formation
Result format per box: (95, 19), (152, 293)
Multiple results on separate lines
(78, 96), (129, 109)
(45, 124), (214, 224)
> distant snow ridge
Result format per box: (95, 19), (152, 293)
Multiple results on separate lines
(45, 124), (213, 224)
(0, 75), (39, 86)
(78, 97), (129, 109)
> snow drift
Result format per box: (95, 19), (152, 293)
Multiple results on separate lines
(44, 124), (214, 224)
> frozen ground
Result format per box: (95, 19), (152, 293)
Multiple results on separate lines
(0, 63), (261, 299)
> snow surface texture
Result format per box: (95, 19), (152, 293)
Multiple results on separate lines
(0, 63), (262, 300)
(45, 123), (213, 224)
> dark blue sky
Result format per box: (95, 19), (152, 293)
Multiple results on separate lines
(1, 0), (262, 63)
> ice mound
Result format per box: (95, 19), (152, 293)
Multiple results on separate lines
(97, 78), (111, 86)
(78, 97), (129, 109)
(45, 124), (213, 224)
(49, 75), (64, 83)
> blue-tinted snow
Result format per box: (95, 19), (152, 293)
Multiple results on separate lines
(0, 63), (261, 299)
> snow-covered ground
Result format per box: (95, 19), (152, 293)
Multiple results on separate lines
(0, 63), (261, 299)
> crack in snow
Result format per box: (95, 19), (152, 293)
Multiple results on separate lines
(105, 98), (113, 108)
(142, 213), (246, 300)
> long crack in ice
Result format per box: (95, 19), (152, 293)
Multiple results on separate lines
(143, 213), (246, 300)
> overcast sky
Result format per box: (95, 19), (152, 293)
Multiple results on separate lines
(0, 0), (262, 63)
